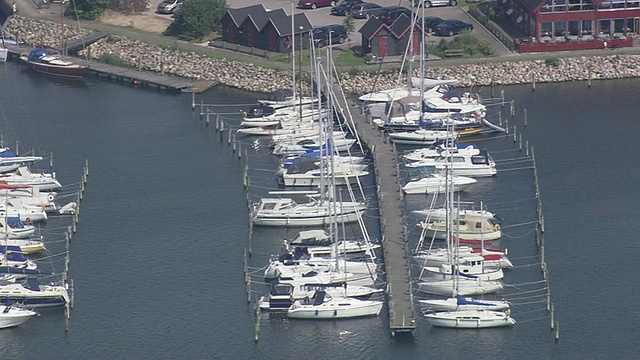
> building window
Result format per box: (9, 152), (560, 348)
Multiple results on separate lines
(581, 20), (593, 35)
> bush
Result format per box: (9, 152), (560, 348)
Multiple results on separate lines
(165, 0), (228, 40)
(545, 57), (560, 67)
(98, 53), (129, 66)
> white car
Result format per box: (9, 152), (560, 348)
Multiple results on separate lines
(410, 0), (457, 7)
(157, 0), (182, 14)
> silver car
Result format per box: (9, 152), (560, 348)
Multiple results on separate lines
(410, 0), (457, 7)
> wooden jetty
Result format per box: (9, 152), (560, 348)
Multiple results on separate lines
(332, 86), (417, 336)
(2, 45), (217, 93)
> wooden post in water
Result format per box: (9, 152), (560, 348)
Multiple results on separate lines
(555, 321), (560, 341)
(588, 69), (592, 88)
(498, 111), (502, 127)
(490, 81), (494, 98)
(191, 91), (196, 111)
(200, 100), (204, 119)
(161, 56), (165, 76)
(254, 301), (260, 343)
(532, 74), (536, 91)
(526, 140), (530, 156)
(550, 303), (555, 329)
(510, 99), (515, 118)
(513, 125), (517, 142)
(227, 128), (232, 146)
(519, 133), (522, 151)
(15, 141), (19, 155)
(524, 108), (528, 127)
(501, 89), (505, 107)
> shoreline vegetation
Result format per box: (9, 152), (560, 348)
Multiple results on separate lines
(5, 15), (640, 95)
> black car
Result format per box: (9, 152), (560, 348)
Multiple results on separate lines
(417, 16), (444, 33)
(350, 2), (383, 19)
(377, 6), (413, 25)
(312, 25), (348, 47)
(433, 19), (473, 36)
(330, 0), (363, 16)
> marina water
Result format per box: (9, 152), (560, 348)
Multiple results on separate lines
(0, 61), (637, 359)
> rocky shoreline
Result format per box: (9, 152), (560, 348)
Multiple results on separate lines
(5, 15), (640, 94)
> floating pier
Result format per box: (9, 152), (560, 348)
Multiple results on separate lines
(332, 85), (416, 336)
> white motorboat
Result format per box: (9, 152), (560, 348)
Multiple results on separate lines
(0, 166), (61, 191)
(422, 255), (505, 281)
(402, 170), (477, 195)
(0, 304), (37, 329)
(412, 205), (495, 221)
(424, 309), (515, 328)
(423, 85), (486, 115)
(417, 277), (503, 296)
(406, 149), (497, 177)
(389, 128), (456, 146)
(0, 278), (69, 308)
(284, 230), (380, 259)
(287, 290), (383, 319)
(0, 201), (48, 223)
(0, 187), (58, 213)
(419, 295), (510, 312)
(241, 108), (327, 128)
(278, 157), (369, 187)
(0, 217), (36, 239)
(419, 214), (502, 242)
(251, 197), (366, 226)
(257, 88), (320, 109)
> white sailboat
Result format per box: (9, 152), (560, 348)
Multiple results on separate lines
(419, 294), (510, 312)
(402, 169), (477, 195)
(251, 196), (366, 227)
(287, 290), (383, 319)
(424, 309), (515, 328)
(406, 149), (497, 178)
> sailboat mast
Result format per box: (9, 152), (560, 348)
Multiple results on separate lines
(291, 4), (296, 102)
(61, 2), (66, 56)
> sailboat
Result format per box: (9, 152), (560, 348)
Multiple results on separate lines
(19, 2), (89, 78)
(419, 120), (515, 329)
(287, 289), (383, 319)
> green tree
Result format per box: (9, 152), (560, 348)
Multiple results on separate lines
(65, 0), (113, 20)
(165, 0), (228, 40)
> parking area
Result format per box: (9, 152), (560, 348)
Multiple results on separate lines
(225, 0), (511, 56)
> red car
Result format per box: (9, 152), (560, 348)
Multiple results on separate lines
(298, 0), (336, 9)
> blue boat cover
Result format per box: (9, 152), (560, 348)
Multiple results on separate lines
(27, 49), (54, 62)
(0, 267), (50, 275)
(0, 151), (16, 158)
(456, 294), (496, 307)
(24, 277), (42, 291)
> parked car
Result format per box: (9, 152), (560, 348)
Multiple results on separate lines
(433, 19), (473, 36)
(157, 0), (182, 14)
(410, 0), (457, 8)
(331, 0), (364, 16)
(417, 16), (444, 33)
(350, 2), (383, 19)
(298, 0), (336, 9)
(312, 24), (348, 47)
(377, 6), (413, 25)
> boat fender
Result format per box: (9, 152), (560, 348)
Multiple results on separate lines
(48, 194), (55, 202)
(25, 218), (31, 224)
(494, 224), (500, 231)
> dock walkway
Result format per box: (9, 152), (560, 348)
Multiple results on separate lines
(333, 86), (416, 336)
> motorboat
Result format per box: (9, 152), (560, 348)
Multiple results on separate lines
(419, 294), (510, 312)
(0, 278), (69, 308)
(287, 290), (383, 319)
(0, 186), (58, 213)
(284, 230), (380, 260)
(0, 166), (62, 191)
(423, 86), (485, 115)
(419, 214), (502, 242)
(0, 304), (37, 329)
(406, 149), (497, 177)
(280, 153), (368, 171)
(278, 157), (369, 187)
(0, 201), (48, 223)
(236, 122), (318, 137)
(257, 88), (321, 109)
(0, 217), (36, 239)
(402, 168), (477, 195)
(240, 107), (327, 128)
(265, 256), (378, 285)
(424, 309), (515, 328)
(388, 128), (456, 146)
(19, 49), (89, 79)
(417, 277), (503, 296)
(251, 197), (366, 226)
(272, 137), (357, 157)
(412, 205), (495, 221)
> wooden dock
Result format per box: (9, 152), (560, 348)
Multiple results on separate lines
(333, 87), (417, 336)
(3, 46), (218, 93)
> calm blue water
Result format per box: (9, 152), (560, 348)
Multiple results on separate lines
(0, 61), (637, 359)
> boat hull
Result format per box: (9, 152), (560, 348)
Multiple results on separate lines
(287, 300), (383, 319)
(0, 307), (36, 328)
(21, 59), (89, 79)
(252, 210), (363, 226)
(424, 310), (516, 328)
